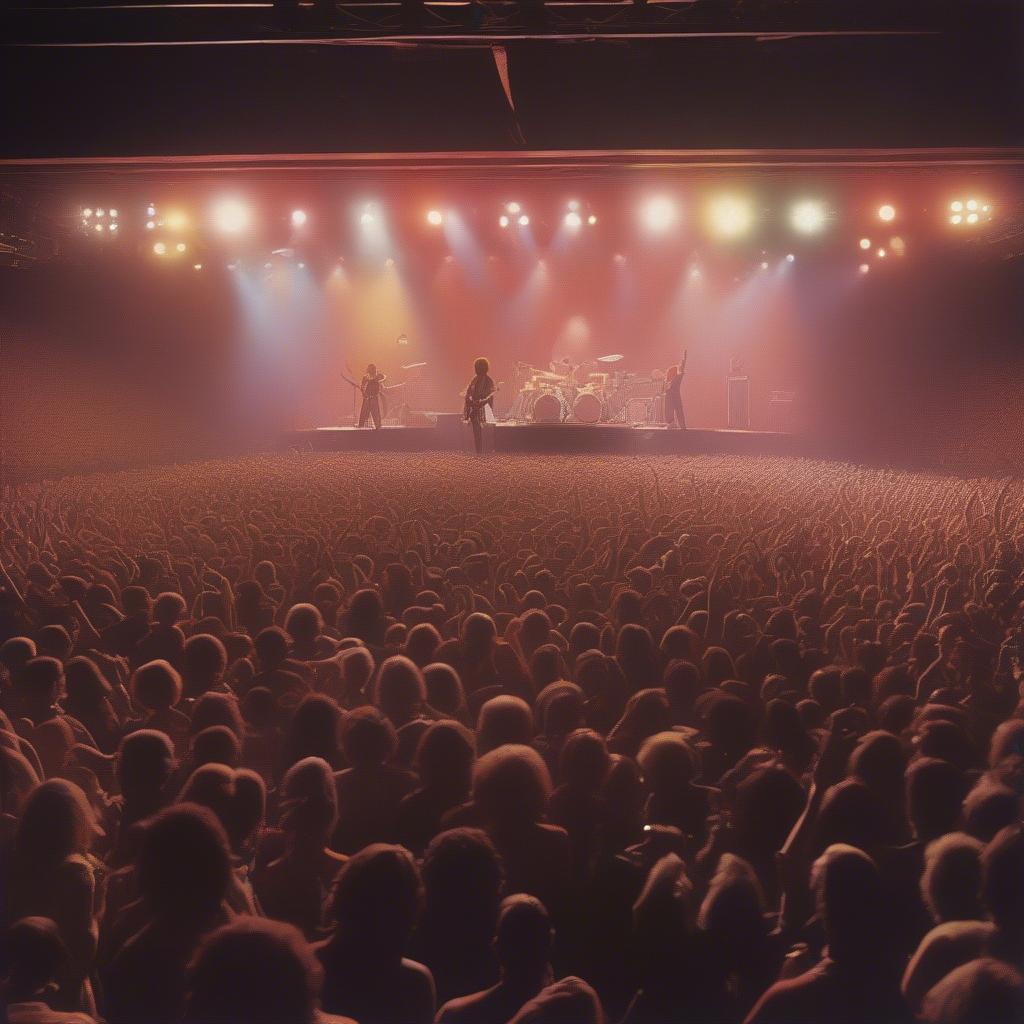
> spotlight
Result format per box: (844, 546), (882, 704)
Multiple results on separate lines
(109, 209), (118, 219)
(506, 202), (521, 214)
(641, 196), (678, 234)
(689, 266), (702, 279)
(146, 221), (156, 230)
(760, 261), (769, 270)
(859, 263), (870, 274)
(193, 263), (202, 270)
(518, 215), (529, 227)
(706, 195), (753, 239)
(790, 200), (827, 234)
(146, 205), (156, 217)
(95, 208), (105, 218)
(153, 242), (167, 255)
(564, 211), (582, 228)
(298, 262), (305, 269)
(877, 248), (887, 258)
(109, 223), (118, 232)
(859, 238), (871, 250)
(94, 224), (104, 233)
(878, 204), (896, 222)
(264, 262), (272, 270)
(588, 214), (597, 225)
(426, 209), (444, 226)
(165, 211), (188, 231)
(176, 242), (187, 253)
(291, 209), (308, 228)
(786, 253), (795, 262)
(966, 199), (978, 211)
(360, 208), (376, 226)
(948, 198), (991, 227)
(82, 208), (93, 218)
(213, 198), (251, 234)
(499, 215), (510, 228)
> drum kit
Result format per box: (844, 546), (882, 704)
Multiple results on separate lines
(506, 354), (666, 425)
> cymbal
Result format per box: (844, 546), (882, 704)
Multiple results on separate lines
(597, 354), (624, 363)
(401, 362), (427, 370)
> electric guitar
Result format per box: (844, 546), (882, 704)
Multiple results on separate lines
(463, 384), (500, 418)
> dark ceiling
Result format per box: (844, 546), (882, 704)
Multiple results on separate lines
(3, 1), (1022, 159)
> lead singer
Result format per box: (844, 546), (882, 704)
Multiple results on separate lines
(463, 357), (497, 454)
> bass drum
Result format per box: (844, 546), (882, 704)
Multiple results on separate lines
(573, 390), (603, 424)
(532, 391), (564, 423)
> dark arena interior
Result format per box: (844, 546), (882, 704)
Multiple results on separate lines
(2, 3), (1024, 1024)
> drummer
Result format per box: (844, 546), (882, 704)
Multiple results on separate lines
(549, 356), (577, 385)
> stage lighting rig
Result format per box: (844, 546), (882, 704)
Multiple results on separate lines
(948, 198), (992, 227)
(81, 205), (118, 237)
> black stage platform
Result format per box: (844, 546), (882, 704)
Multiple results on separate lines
(284, 421), (805, 457)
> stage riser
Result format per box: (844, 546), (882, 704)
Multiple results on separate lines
(285, 425), (802, 457)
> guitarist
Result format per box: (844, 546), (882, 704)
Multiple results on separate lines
(463, 357), (497, 454)
(358, 363), (387, 429)
(663, 349), (687, 429)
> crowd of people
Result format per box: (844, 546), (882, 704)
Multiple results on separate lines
(1, 451), (1023, 1024)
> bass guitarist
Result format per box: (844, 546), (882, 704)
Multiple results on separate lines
(463, 357), (497, 454)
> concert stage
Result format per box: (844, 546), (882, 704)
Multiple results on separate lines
(284, 421), (804, 457)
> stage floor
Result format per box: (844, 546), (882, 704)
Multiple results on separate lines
(284, 422), (805, 456)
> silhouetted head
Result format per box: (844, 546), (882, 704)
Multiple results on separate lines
(559, 729), (610, 792)
(963, 781), (1018, 843)
(283, 694), (343, 771)
(138, 803), (232, 920)
(982, 825), (1024, 933)
(921, 833), (984, 924)
(279, 756), (337, 843)
(132, 659), (182, 712)
(474, 357), (489, 376)
(421, 826), (504, 924)
(5, 916), (69, 1002)
(117, 728), (175, 803)
(329, 844), (422, 957)
(284, 603), (324, 651)
(182, 634), (228, 699)
(423, 662), (465, 718)
(340, 706), (397, 768)
(495, 894), (552, 979)
(638, 731), (699, 794)
(154, 591), (187, 627)
(64, 655), (112, 709)
(185, 918), (324, 1024)
(375, 655), (427, 728)
(15, 778), (95, 868)
(190, 692), (245, 741)
(478, 695), (534, 755)
(189, 725), (241, 769)
(697, 854), (767, 958)
(415, 720), (475, 796)
(811, 844), (885, 963)
(473, 744), (552, 828)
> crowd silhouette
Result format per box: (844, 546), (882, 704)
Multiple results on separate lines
(1, 452), (1023, 1024)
